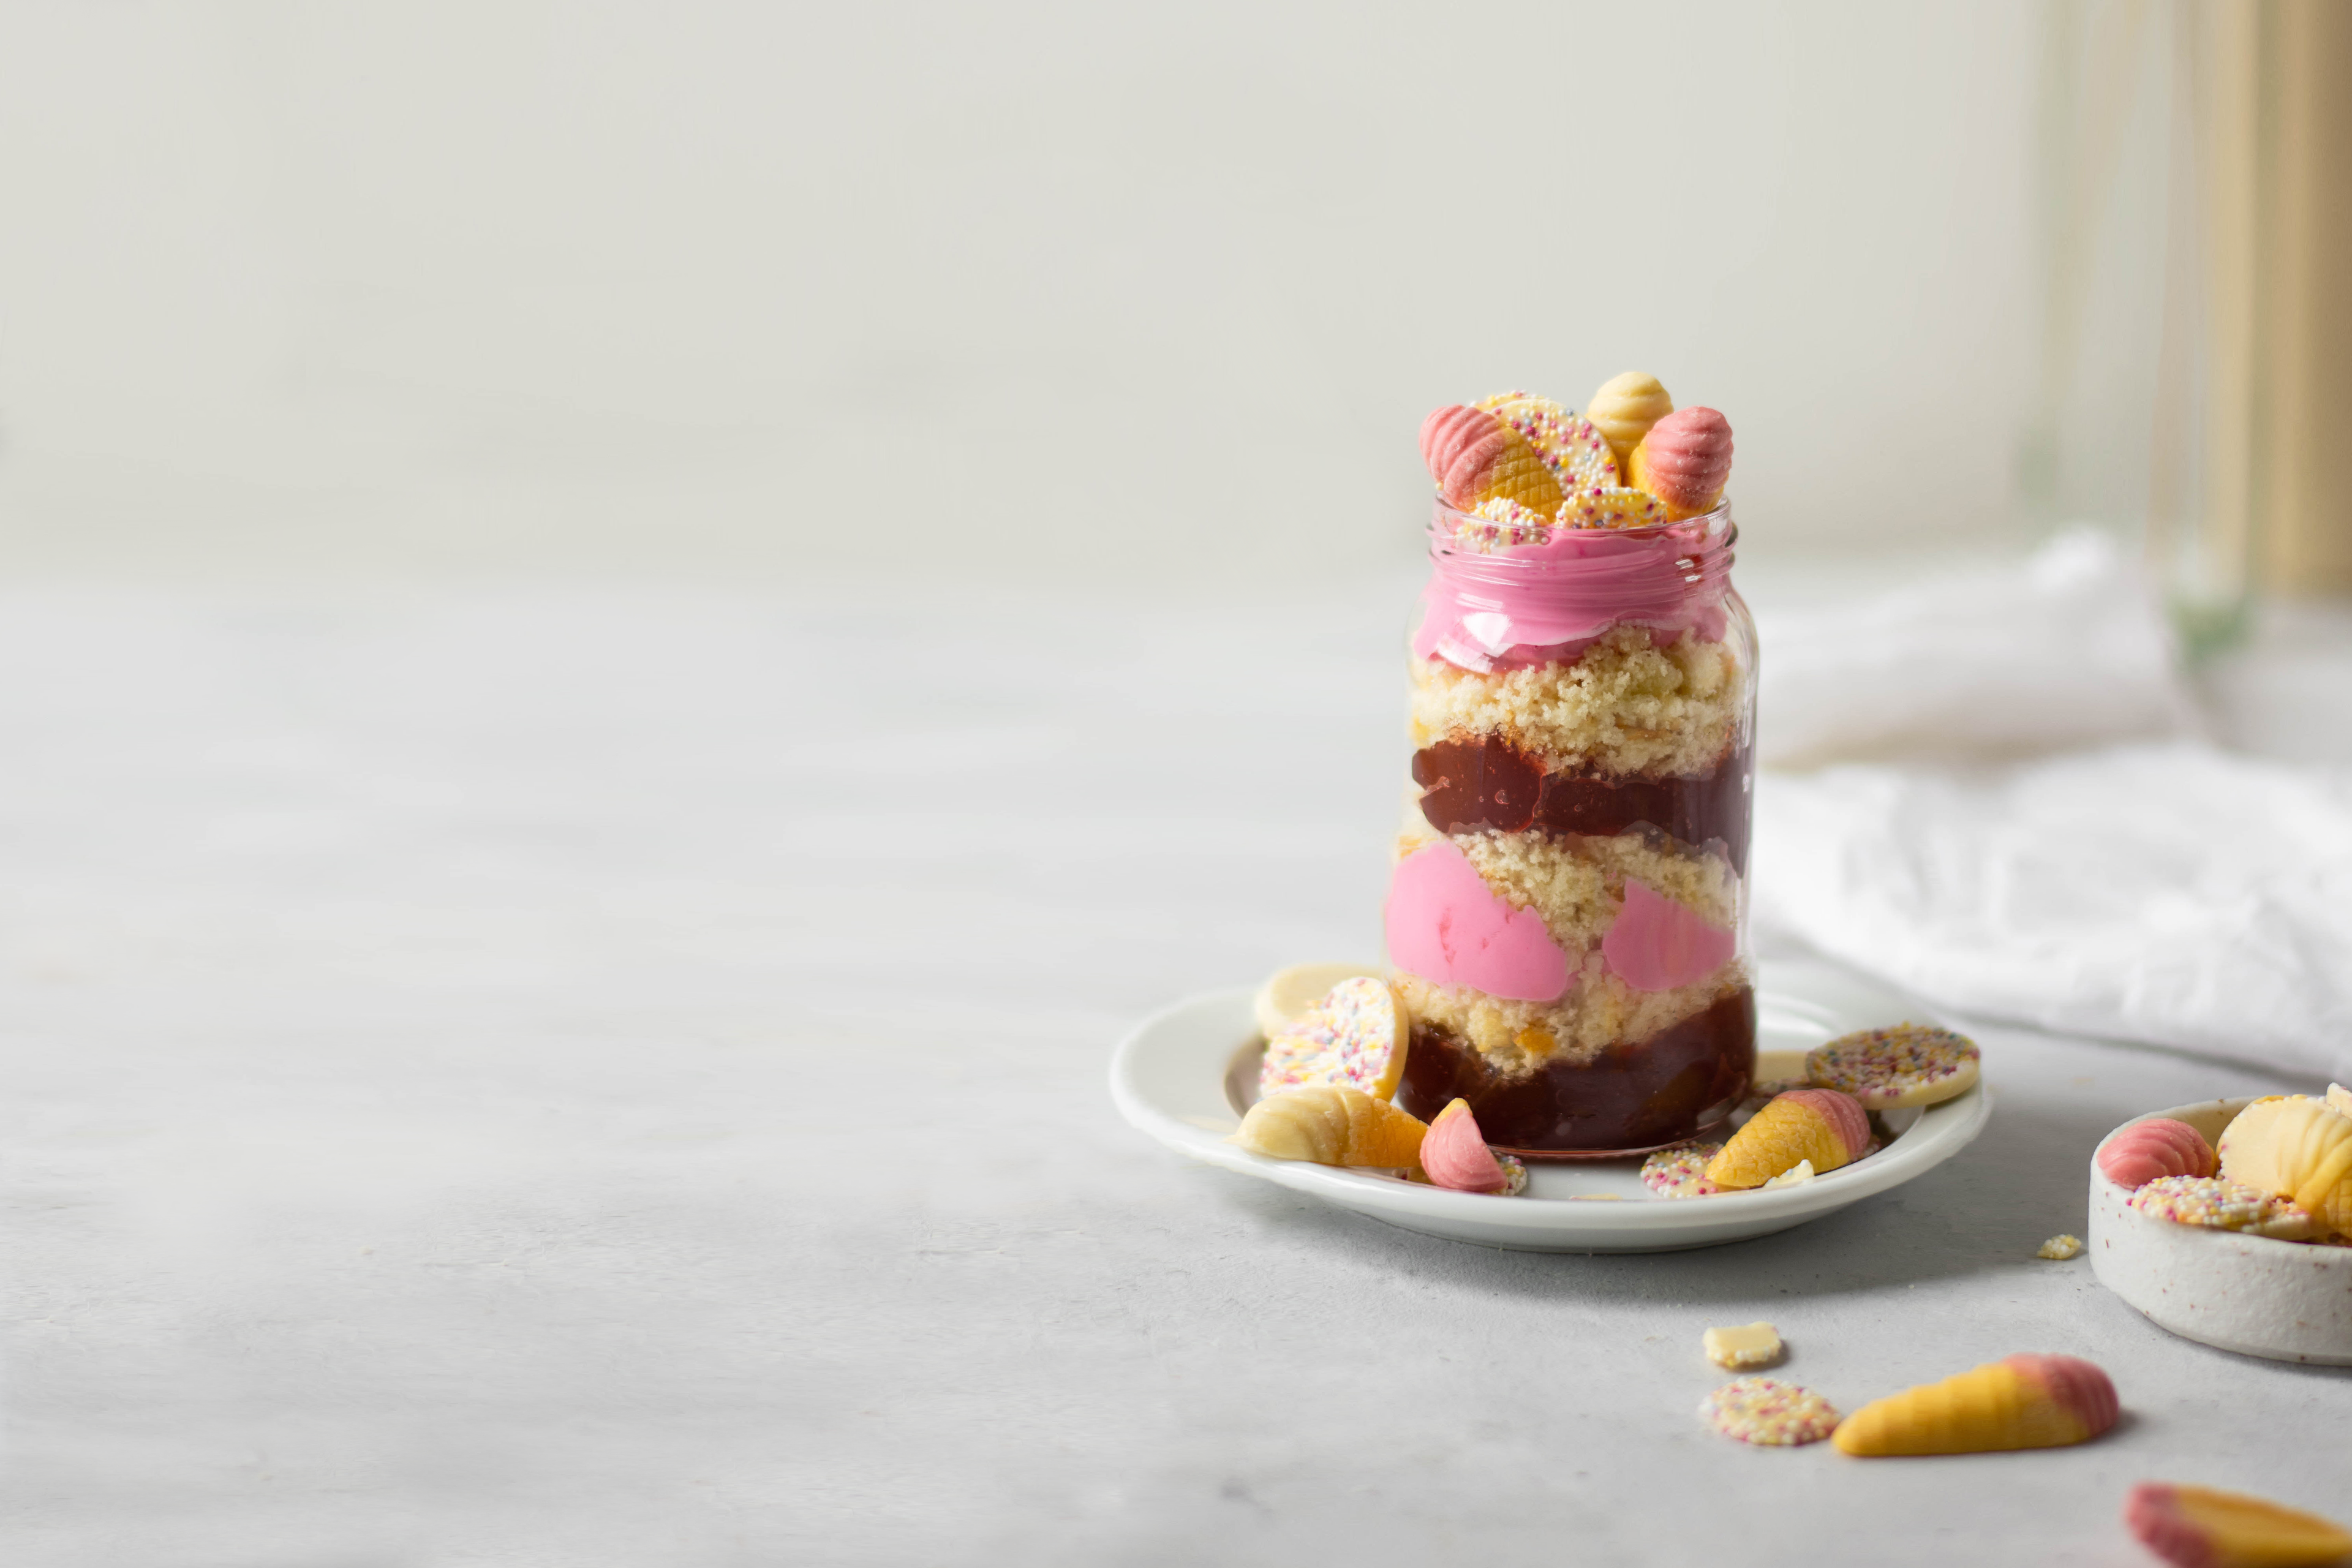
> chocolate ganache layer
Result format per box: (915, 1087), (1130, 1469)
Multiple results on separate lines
(1396, 987), (1755, 1153)
(1412, 734), (1752, 869)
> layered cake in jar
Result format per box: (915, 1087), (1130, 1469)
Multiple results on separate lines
(1385, 377), (1755, 1155)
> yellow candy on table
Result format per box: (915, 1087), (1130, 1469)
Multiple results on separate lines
(1705, 1089), (1869, 1189)
(1833, 1353), (2118, 1457)
(2217, 1094), (2352, 1236)
(1228, 1085), (1428, 1168)
(1585, 371), (1673, 473)
(2126, 1482), (2352, 1568)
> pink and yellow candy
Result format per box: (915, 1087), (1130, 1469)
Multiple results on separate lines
(1627, 405), (1734, 520)
(2125, 1482), (2352, 1568)
(1706, 1088), (1870, 1189)
(1833, 1353), (2118, 1457)
(1476, 391), (1619, 489)
(1419, 405), (1564, 517)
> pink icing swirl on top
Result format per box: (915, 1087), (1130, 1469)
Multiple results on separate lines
(1413, 500), (1735, 672)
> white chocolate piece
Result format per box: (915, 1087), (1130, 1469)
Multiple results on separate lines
(1227, 1085), (1427, 1167)
(1704, 1322), (1782, 1369)
(1585, 371), (1673, 472)
(2217, 1095), (2352, 1235)
(1253, 962), (1379, 1039)
(1763, 1159), (1817, 1188)
(2036, 1234), (2084, 1260)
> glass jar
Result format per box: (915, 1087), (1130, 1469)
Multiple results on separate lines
(1385, 498), (1757, 1156)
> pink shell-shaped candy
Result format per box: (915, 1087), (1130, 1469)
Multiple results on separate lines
(1420, 1099), (1512, 1193)
(2098, 1117), (2218, 1189)
(1419, 404), (1512, 508)
(1638, 406), (1734, 510)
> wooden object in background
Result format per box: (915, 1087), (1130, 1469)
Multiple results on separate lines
(2255, 0), (2352, 594)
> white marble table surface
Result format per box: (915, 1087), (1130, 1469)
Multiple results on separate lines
(0, 577), (2345, 1566)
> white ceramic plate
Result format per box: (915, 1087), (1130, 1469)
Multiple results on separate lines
(1110, 958), (1992, 1253)
(2089, 1099), (2352, 1365)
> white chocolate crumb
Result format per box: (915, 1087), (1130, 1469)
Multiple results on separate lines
(1703, 1321), (1782, 1370)
(1762, 1159), (1817, 1189)
(2036, 1233), (2084, 1261)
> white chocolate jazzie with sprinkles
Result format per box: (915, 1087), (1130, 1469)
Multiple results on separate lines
(1640, 1142), (1722, 1199)
(1806, 1023), (1981, 1109)
(1700, 1378), (1840, 1446)
(1258, 976), (1410, 1100)
(2128, 1175), (2317, 1240)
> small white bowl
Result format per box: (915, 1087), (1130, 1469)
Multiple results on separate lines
(2089, 1098), (2352, 1365)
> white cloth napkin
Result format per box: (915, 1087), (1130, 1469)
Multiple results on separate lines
(1749, 532), (2352, 1081)
(1754, 529), (2198, 769)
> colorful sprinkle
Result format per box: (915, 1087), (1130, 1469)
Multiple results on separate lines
(1258, 976), (1407, 1100)
(1556, 484), (1670, 531)
(2036, 1234), (2084, 1260)
(1640, 1142), (1722, 1199)
(1455, 495), (1556, 552)
(1700, 1378), (1841, 1446)
(1806, 1023), (1981, 1109)
(1476, 393), (1619, 489)
(2129, 1175), (2316, 1239)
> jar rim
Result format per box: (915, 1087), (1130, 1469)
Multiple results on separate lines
(1427, 496), (1736, 567)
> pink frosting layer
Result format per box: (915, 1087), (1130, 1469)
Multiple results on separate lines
(1777, 1088), (1871, 1159)
(2003, 1354), (2119, 1438)
(2097, 1118), (2218, 1189)
(1385, 840), (1569, 1003)
(1600, 880), (1736, 993)
(1420, 1100), (1511, 1193)
(1414, 505), (1734, 673)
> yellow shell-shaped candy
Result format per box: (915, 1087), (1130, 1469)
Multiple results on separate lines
(1228, 1086), (1428, 1168)
(2218, 1095), (2352, 1235)
(1585, 371), (1673, 473)
(1706, 1093), (1858, 1190)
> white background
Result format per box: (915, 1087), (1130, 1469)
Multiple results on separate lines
(0, 0), (2158, 587)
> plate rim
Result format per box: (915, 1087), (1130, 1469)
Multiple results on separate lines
(1109, 962), (1992, 1241)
